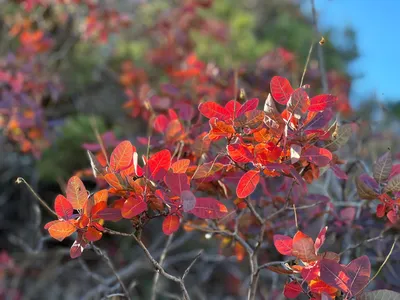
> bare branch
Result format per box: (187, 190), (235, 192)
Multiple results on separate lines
(92, 244), (132, 300)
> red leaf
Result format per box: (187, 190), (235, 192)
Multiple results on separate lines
(273, 234), (293, 255)
(146, 149), (171, 181)
(309, 94), (337, 111)
(236, 170), (260, 198)
(315, 226), (328, 252)
(236, 98), (259, 117)
(70, 234), (88, 259)
(66, 176), (87, 210)
(54, 195), (73, 220)
(283, 281), (302, 299)
(171, 159), (190, 173)
(270, 76), (294, 105)
(164, 172), (190, 195)
(198, 101), (230, 120)
(121, 197), (147, 219)
(96, 208), (122, 221)
(181, 190), (196, 212)
(162, 215), (180, 235)
(90, 202), (107, 219)
(302, 146), (332, 167)
(292, 231), (318, 262)
(224, 100), (242, 119)
(227, 144), (253, 163)
(189, 197), (228, 219)
(154, 114), (169, 133)
(110, 140), (134, 172)
(84, 227), (103, 242)
(376, 204), (385, 218)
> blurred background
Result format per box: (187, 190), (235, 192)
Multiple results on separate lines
(1, 0), (399, 299)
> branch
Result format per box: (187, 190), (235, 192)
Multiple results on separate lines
(92, 244), (132, 300)
(15, 177), (57, 218)
(340, 228), (391, 255)
(310, 0), (328, 93)
(150, 234), (175, 300)
(103, 228), (190, 300)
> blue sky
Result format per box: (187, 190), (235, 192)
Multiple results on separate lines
(301, 0), (400, 104)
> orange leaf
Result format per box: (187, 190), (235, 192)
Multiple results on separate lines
(171, 159), (190, 173)
(121, 197), (147, 219)
(110, 140), (134, 172)
(48, 221), (76, 241)
(94, 189), (108, 204)
(66, 176), (87, 210)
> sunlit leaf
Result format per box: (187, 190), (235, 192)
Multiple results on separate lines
(171, 159), (191, 173)
(162, 215), (180, 235)
(121, 197), (147, 219)
(146, 149), (171, 181)
(66, 176), (87, 210)
(54, 195), (73, 220)
(283, 281), (302, 299)
(198, 101), (230, 120)
(270, 76), (294, 105)
(94, 189), (108, 204)
(227, 144), (253, 163)
(84, 227), (103, 242)
(48, 221), (76, 242)
(236, 170), (260, 198)
(110, 140), (134, 172)
(309, 94), (337, 112)
(273, 234), (293, 255)
(236, 98), (259, 117)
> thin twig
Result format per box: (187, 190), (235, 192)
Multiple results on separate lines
(340, 228), (391, 255)
(363, 235), (399, 291)
(15, 177), (57, 218)
(182, 250), (203, 280)
(92, 244), (132, 300)
(150, 234), (175, 300)
(103, 228), (190, 300)
(311, 0), (328, 93)
(300, 42), (314, 87)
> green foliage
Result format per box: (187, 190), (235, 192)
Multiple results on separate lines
(38, 115), (106, 181)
